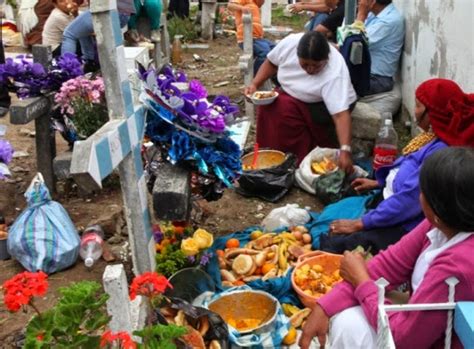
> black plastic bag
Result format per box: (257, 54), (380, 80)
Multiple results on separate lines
(236, 153), (298, 202)
(314, 169), (358, 205)
(153, 297), (229, 349)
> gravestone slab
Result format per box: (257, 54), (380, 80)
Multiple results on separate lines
(152, 163), (191, 222)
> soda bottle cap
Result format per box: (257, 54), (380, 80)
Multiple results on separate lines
(84, 257), (94, 268)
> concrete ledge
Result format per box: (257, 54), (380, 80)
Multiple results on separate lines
(351, 102), (381, 140)
(53, 151), (73, 180)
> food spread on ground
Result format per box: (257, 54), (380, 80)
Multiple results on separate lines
(311, 156), (338, 174)
(217, 226), (313, 287)
(253, 91), (277, 100)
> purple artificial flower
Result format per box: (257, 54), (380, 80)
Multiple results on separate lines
(0, 140), (14, 165)
(199, 251), (212, 266)
(153, 227), (164, 244)
(189, 80), (208, 99)
(187, 255), (196, 264)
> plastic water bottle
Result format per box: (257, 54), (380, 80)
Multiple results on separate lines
(79, 225), (104, 268)
(373, 116), (398, 171)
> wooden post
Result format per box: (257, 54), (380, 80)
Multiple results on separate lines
(201, 0), (217, 40)
(9, 45), (56, 193)
(70, 0), (155, 275)
(261, 0), (272, 27)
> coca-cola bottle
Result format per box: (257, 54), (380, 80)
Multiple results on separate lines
(373, 117), (398, 171)
(79, 225), (104, 268)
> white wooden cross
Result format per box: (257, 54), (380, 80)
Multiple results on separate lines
(70, 0), (155, 274)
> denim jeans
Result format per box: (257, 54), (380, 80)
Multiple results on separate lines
(239, 38), (276, 76)
(304, 13), (329, 31)
(367, 74), (394, 95)
(62, 10), (130, 61)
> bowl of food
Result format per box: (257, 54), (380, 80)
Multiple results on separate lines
(207, 289), (278, 334)
(241, 149), (286, 171)
(250, 91), (279, 105)
(291, 251), (343, 308)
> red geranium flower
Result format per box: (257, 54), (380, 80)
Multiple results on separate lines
(2, 271), (48, 312)
(100, 330), (136, 349)
(129, 272), (172, 300)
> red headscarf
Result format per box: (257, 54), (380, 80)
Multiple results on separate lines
(415, 79), (474, 146)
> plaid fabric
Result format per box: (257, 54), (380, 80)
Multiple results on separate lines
(199, 286), (290, 348)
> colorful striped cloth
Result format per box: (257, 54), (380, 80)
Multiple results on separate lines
(7, 174), (80, 274)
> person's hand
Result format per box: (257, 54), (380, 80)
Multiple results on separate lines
(351, 178), (379, 192)
(244, 83), (257, 98)
(329, 219), (363, 234)
(340, 250), (371, 287)
(288, 3), (303, 13)
(241, 5), (251, 13)
(299, 303), (330, 349)
(338, 151), (354, 174)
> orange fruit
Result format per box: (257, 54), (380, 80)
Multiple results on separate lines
(261, 263), (276, 275)
(216, 249), (225, 257)
(225, 238), (240, 249)
(233, 280), (245, 286)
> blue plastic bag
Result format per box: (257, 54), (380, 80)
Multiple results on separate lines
(7, 173), (80, 274)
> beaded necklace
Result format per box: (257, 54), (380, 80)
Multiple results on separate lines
(402, 131), (437, 155)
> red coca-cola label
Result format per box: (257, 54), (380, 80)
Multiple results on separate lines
(81, 233), (103, 246)
(373, 146), (397, 170)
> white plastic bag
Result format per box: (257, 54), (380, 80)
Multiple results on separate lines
(295, 147), (339, 194)
(262, 204), (311, 231)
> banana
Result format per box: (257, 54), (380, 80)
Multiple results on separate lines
(278, 241), (288, 271)
(282, 303), (301, 317)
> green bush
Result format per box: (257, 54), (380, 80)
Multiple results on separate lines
(167, 17), (199, 42)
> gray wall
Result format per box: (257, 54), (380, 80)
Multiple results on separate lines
(393, 0), (474, 123)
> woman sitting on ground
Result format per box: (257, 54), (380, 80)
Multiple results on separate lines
(300, 146), (474, 349)
(319, 78), (474, 254)
(244, 31), (357, 172)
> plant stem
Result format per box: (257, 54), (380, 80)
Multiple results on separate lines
(29, 300), (42, 318)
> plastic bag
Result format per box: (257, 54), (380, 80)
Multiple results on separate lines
(236, 153), (297, 202)
(314, 169), (366, 205)
(295, 147), (338, 194)
(296, 147), (369, 195)
(7, 173), (80, 274)
(262, 204), (311, 231)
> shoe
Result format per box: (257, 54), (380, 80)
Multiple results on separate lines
(150, 30), (161, 42)
(0, 107), (9, 117)
(129, 29), (140, 43)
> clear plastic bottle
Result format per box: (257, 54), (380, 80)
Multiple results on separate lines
(79, 225), (104, 268)
(373, 117), (398, 171)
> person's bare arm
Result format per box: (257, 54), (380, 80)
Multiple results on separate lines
(356, 0), (372, 22)
(290, 1), (332, 13)
(332, 109), (353, 173)
(228, 2), (249, 13)
(243, 59), (278, 95)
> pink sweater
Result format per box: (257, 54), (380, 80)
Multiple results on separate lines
(318, 219), (474, 349)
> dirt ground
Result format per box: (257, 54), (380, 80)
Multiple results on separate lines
(0, 14), (325, 343)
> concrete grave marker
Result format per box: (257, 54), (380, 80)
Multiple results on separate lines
(70, 0), (155, 275)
